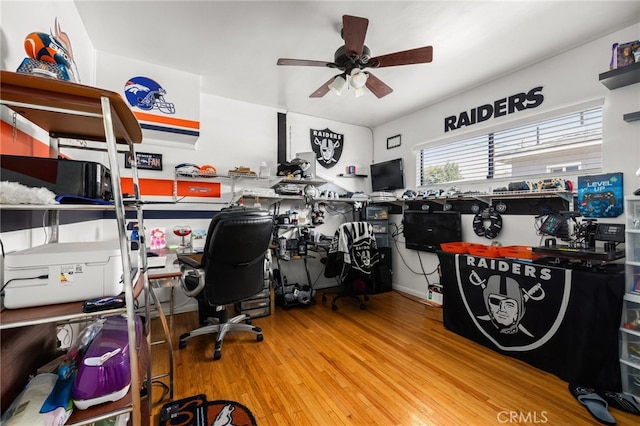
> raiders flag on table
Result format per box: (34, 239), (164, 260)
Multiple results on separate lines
(455, 255), (570, 351)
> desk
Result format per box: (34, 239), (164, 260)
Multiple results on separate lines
(148, 253), (183, 328)
(436, 251), (624, 391)
(532, 245), (625, 263)
(147, 252), (181, 404)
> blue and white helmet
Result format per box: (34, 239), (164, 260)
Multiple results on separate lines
(124, 76), (175, 114)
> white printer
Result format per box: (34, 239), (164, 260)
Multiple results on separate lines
(3, 240), (124, 309)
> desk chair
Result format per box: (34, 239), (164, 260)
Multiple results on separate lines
(177, 206), (274, 360)
(322, 222), (380, 310)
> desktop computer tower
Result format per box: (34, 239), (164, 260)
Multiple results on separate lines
(372, 247), (392, 294)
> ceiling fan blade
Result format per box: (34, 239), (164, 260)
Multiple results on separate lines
(370, 46), (433, 68)
(277, 58), (336, 68)
(342, 15), (369, 59)
(364, 72), (393, 98)
(309, 76), (341, 98)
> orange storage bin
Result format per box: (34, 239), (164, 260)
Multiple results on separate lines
(497, 245), (542, 260)
(467, 244), (502, 258)
(440, 242), (471, 254)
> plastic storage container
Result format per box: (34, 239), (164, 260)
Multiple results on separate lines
(497, 245), (542, 260)
(440, 242), (471, 254)
(467, 244), (501, 258)
(72, 315), (142, 409)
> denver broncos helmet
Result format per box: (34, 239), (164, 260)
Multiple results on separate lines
(124, 76), (175, 114)
(24, 32), (72, 68)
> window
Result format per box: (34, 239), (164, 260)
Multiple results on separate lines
(417, 106), (603, 186)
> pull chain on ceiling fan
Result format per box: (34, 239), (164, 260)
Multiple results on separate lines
(277, 15), (433, 99)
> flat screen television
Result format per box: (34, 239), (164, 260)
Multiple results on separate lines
(370, 158), (405, 192)
(403, 210), (462, 252)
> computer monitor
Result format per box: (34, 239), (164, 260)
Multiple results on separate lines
(403, 210), (462, 252)
(370, 158), (405, 192)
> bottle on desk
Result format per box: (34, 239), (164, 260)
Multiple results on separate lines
(297, 236), (307, 256)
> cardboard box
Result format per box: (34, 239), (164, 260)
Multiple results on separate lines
(427, 284), (443, 305)
(425, 303), (443, 322)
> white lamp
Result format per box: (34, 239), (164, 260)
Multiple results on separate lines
(349, 69), (369, 98)
(349, 69), (368, 89)
(329, 75), (347, 95)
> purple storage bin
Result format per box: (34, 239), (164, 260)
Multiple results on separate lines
(72, 315), (141, 410)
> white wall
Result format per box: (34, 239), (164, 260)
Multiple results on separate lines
(373, 23), (640, 298)
(2, 1), (638, 303)
(0, 0), (96, 144)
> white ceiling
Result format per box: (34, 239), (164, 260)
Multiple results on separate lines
(74, 1), (640, 128)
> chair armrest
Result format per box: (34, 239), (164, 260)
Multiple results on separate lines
(177, 255), (201, 269)
(177, 256), (205, 297)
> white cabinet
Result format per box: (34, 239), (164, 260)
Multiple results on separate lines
(620, 196), (640, 398)
(0, 71), (149, 425)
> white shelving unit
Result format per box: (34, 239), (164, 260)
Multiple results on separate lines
(0, 71), (150, 425)
(620, 195), (640, 398)
(173, 170), (275, 203)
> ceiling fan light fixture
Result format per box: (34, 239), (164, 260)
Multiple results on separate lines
(328, 75), (347, 95)
(349, 68), (368, 89)
(354, 86), (368, 98)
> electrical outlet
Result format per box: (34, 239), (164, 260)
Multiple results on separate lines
(56, 324), (74, 349)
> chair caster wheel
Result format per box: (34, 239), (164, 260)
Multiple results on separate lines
(364, 295), (370, 301)
(213, 351), (222, 360)
(179, 340), (187, 349)
(360, 303), (366, 310)
(322, 294), (327, 303)
(331, 304), (338, 311)
(246, 319), (253, 325)
(257, 333), (264, 342)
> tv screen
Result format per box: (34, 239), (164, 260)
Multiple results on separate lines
(403, 211), (462, 252)
(370, 158), (405, 192)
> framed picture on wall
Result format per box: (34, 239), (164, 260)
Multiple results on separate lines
(387, 134), (401, 149)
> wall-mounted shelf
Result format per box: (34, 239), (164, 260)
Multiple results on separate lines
(599, 62), (640, 122)
(336, 173), (368, 178)
(599, 62), (640, 90)
(623, 111), (640, 123)
(407, 189), (574, 204)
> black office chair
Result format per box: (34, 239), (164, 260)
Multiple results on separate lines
(177, 206), (274, 360)
(322, 222), (380, 310)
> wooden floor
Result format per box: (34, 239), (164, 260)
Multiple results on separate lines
(150, 290), (637, 425)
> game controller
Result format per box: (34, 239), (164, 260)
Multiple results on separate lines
(536, 177), (570, 191)
(581, 191), (617, 207)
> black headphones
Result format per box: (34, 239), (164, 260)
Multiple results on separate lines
(473, 207), (503, 239)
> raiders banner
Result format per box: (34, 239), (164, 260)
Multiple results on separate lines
(310, 128), (343, 169)
(437, 251), (624, 391)
(456, 255), (570, 351)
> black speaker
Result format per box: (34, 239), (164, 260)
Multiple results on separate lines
(372, 247), (392, 294)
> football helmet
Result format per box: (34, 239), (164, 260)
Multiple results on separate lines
(24, 32), (72, 69)
(124, 76), (175, 114)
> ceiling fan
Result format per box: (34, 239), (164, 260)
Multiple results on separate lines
(277, 15), (433, 99)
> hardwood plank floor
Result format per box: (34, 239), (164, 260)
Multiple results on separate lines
(150, 290), (637, 425)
